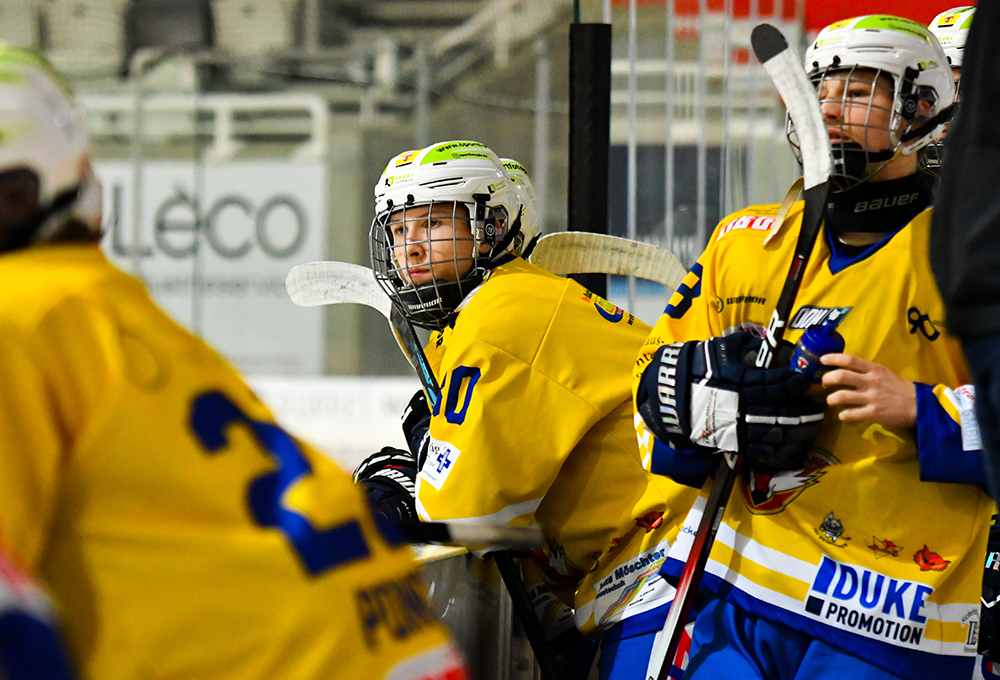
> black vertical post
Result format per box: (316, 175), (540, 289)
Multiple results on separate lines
(568, 22), (612, 299)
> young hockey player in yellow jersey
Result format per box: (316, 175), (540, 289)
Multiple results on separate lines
(354, 140), (697, 680)
(634, 15), (992, 680)
(0, 47), (466, 680)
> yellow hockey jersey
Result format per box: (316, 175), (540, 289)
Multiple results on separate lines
(634, 203), (992, 678)
(0, 245), (464, 680)
(415, 256), (696, 637)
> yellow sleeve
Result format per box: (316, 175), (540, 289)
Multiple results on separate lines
(416, 334), (598, 525)
(0, 297), (115, 572)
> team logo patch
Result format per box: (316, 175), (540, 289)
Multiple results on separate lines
(741, 450), (836, 515)
(815, 511), (851, 547)
(789, 306), (851, 330)
(635, 511), (664, 533)
(534, 540), (585, 585)
(914, 545), (950, 572)
(867, 536), (903, 559)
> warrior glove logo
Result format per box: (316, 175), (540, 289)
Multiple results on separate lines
(655, 344), (684, 435)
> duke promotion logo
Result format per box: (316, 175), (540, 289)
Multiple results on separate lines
(805, 556), (933, 648)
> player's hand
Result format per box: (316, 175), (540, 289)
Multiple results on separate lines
(820, 353), (916, 428)
(353, 447), (417, 524)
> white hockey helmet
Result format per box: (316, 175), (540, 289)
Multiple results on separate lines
(0, 46), (101, 251)
(923, 7), (974, 173)
(370, 140), (520, 329)
(500, 158), (541, 255)
(794, 15), (955, 192)
(928, 6), (975, 67)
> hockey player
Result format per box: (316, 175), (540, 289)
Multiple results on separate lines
(0, 47), (466, 680)
(355, 140), (698, 680)
(924, 6), (975, 172)
(634, 15), (992, 680)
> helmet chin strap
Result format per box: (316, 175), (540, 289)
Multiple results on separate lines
(899, 105), (954, 146)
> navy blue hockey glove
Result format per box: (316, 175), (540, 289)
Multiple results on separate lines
(636, 331), (825, 470)
(353, 447), (417, 524)
(402, 390), (431, 467)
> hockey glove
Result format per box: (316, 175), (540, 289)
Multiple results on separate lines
(402, 390), (431, 467)
(353, 447), (417, 524)
(637, 331), (825, 470)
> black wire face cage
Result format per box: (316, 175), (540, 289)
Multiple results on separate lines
(788, 65), (932, 193)
(369, 199), (508, 330)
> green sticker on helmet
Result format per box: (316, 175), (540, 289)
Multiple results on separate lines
(420, 141), (491, 165)
(502, 160), (530, 177)
(0, 47), (73, 96)
(852, 15), (935, 42)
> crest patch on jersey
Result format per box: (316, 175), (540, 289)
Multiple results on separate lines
(421, 437), (461, 490)
(741, 449), (836, 515)
(815, 511), (852, 548)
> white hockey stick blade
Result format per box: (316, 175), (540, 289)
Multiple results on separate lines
(529, 232), (687, 290)
(752, 24), (831, 190)
(406, 522), (545, 550)
(286, 261), (391, 320)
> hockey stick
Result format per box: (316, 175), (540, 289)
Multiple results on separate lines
(286, 261), (440, 410)
(287, 260), (559, 675)
(493, 552), (565, 680)
(648, 24), (832, 680)
(529, 232), (687, 289)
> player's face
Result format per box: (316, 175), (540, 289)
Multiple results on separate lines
(819, 68), (917, 181)
(819, 69), (895, 152)
(389, 202), (478, 287)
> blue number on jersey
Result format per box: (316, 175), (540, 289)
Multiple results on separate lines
(190, 391), (372, 576)
(665, 262), (703, 320)
(444, 366), (481, 425)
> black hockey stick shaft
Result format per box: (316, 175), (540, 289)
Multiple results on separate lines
(652, 24), (831, 680)
(387, 303), (561, 677)
(493, 552), (565, 680)
(388, 304), (441, 410)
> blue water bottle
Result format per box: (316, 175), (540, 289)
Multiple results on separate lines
(790, 322), (845, 381)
